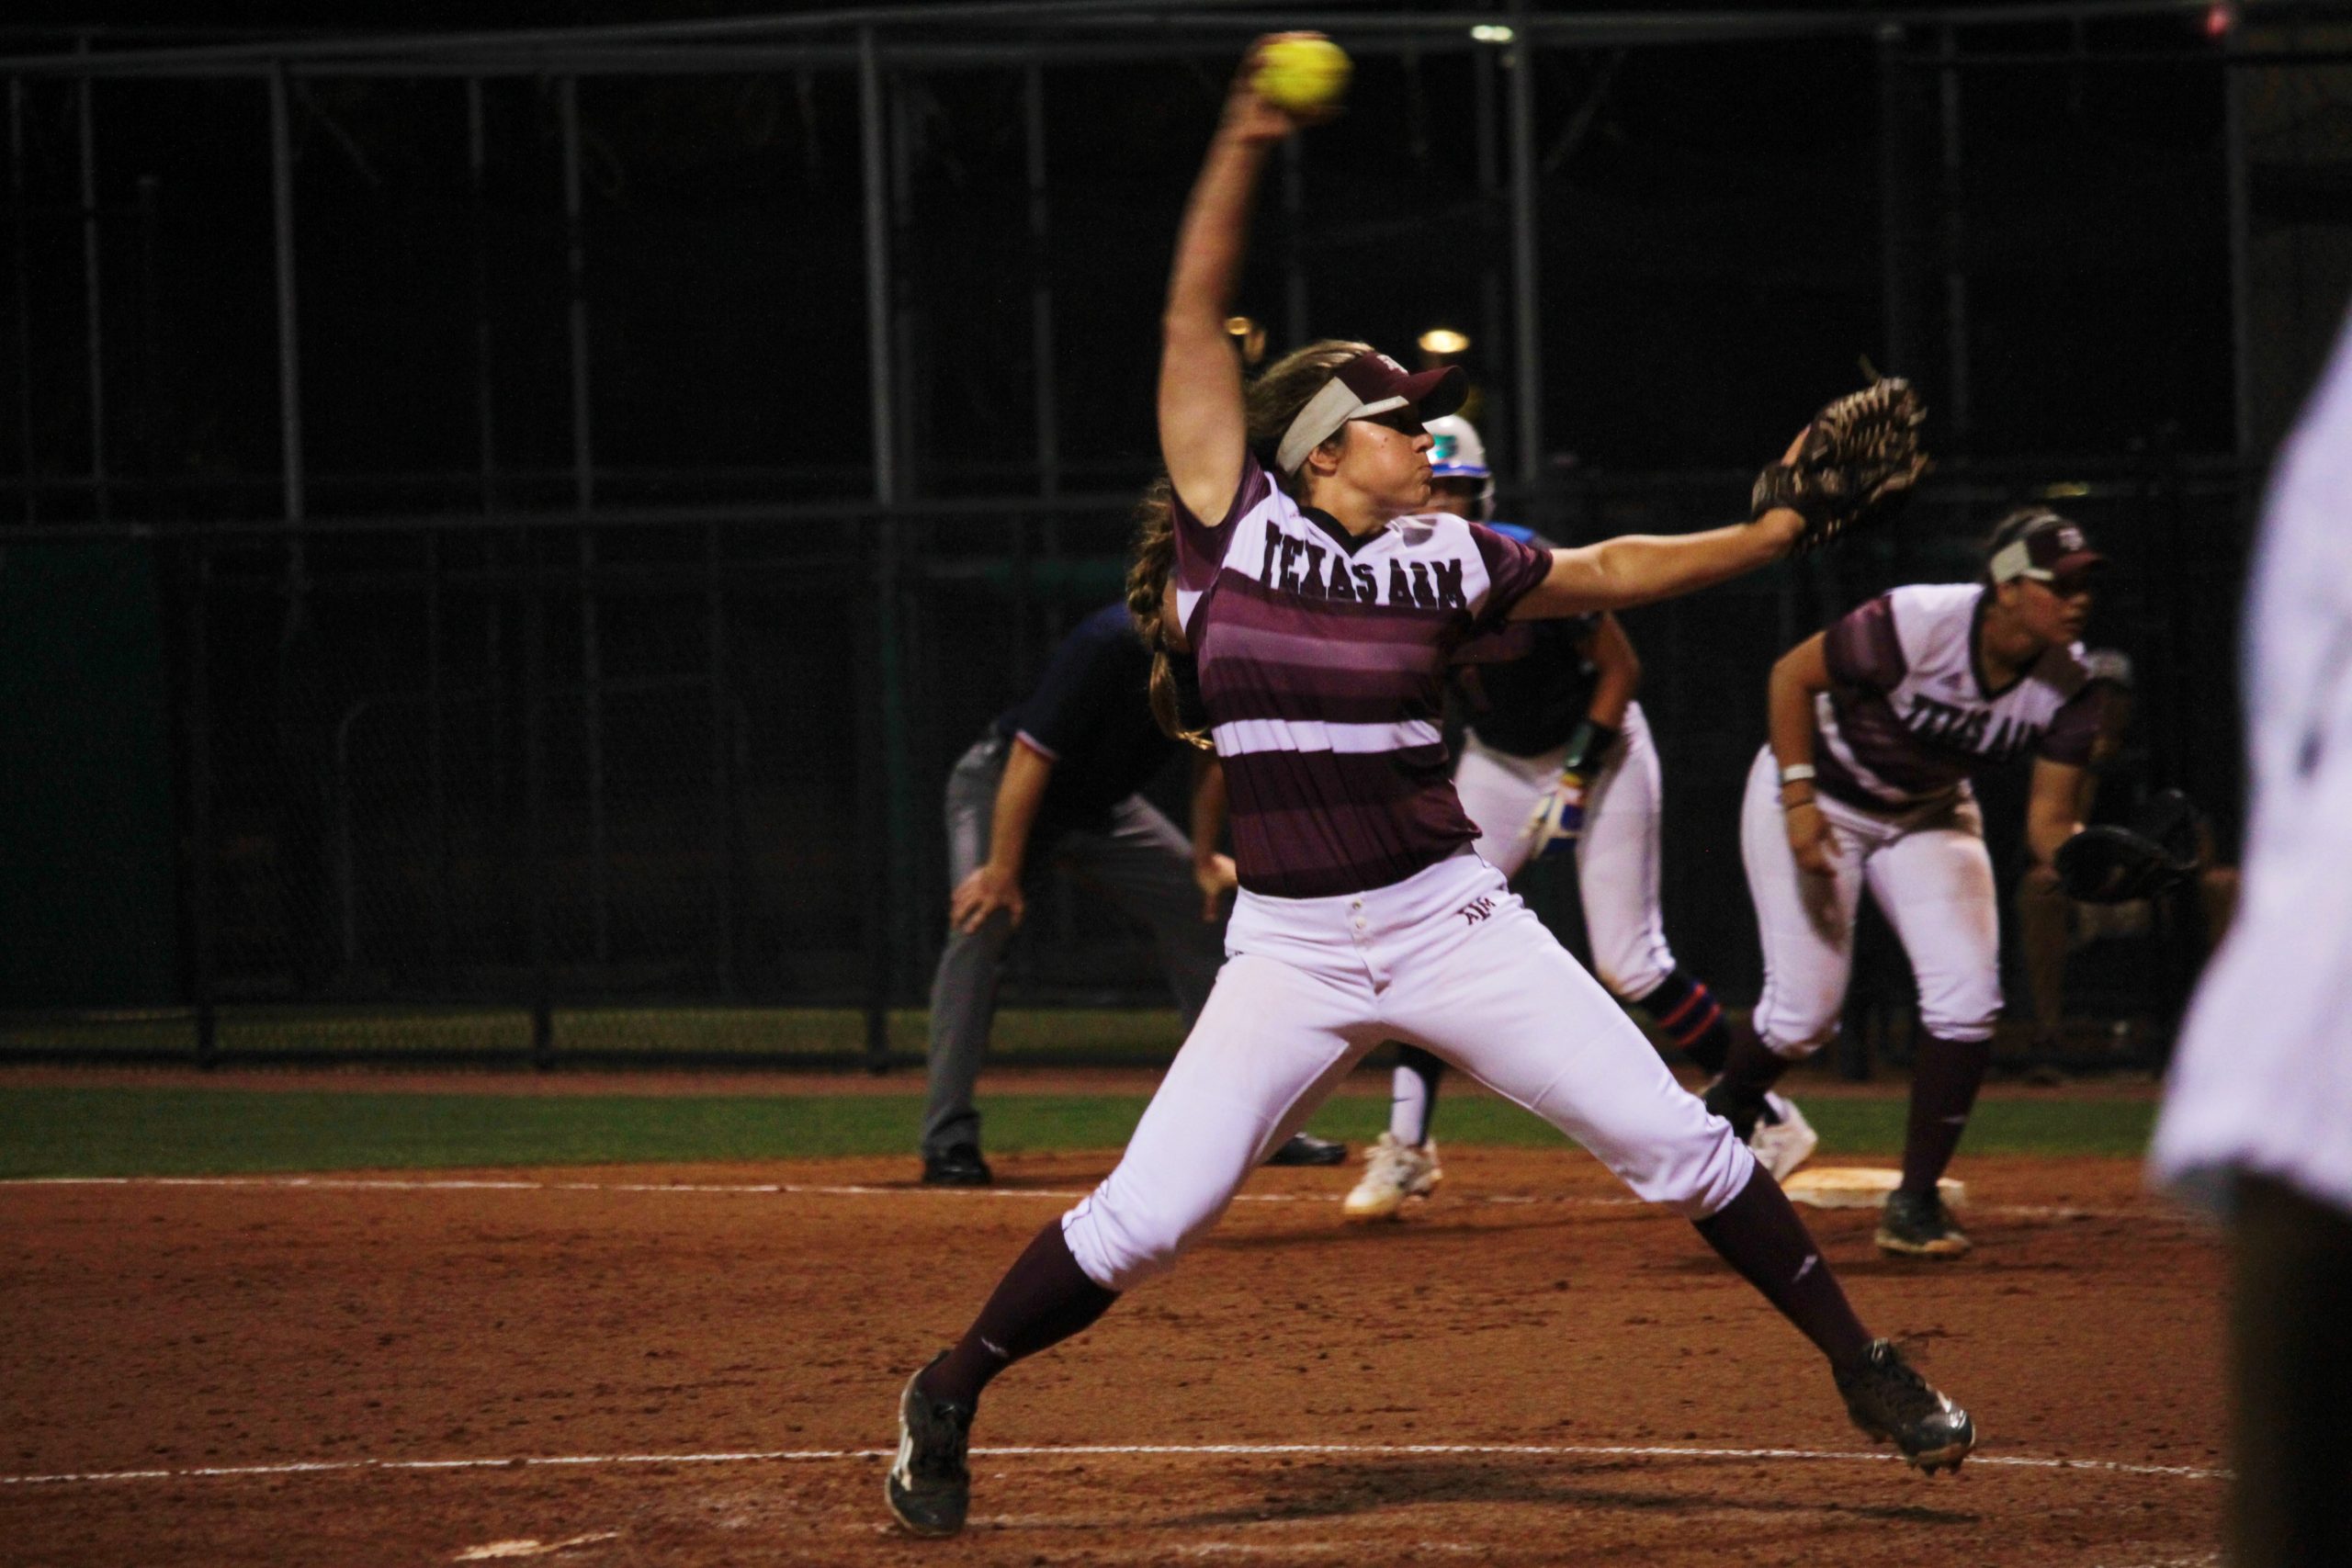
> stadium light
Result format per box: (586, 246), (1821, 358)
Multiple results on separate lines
(1225, 315), (1266, 367)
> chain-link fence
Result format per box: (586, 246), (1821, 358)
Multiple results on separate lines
(0, 445), (2253, 1070)
(0, 5), (2333, 1069)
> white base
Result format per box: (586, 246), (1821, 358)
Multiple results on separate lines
(1781, 1167), (1966, 1211)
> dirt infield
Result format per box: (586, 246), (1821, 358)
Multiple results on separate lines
(1, 1140), (2221, 1567)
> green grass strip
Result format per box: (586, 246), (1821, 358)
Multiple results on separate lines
(1, 1007), (1191, 1061)
(0, 1086), (2156, 1179)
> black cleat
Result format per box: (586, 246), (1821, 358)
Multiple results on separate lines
(1874, 1188), (1972, 1258)
(886, 1353), (975, 1537)
(1266, 1132), (1347, 1168)
(921, 1145), (992, 1188)
(1701, 1077), (1763, 1143)
(1834, 1338), (1976, 1473)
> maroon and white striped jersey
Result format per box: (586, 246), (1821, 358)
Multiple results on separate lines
(1173, 455), (1553, 897)
(1814, 582), (2109, 811)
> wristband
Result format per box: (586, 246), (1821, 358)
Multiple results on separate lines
(1778, 764), (1817, 785)
(1561, 718), (1621, 778)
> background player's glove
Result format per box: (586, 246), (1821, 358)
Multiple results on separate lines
(1752, 373), (1930, 557)
(1530, 718), (1618, 860)
(2052, 793), (2205, 904)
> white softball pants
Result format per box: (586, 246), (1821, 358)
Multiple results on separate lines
(1451, 701), (1679, 999)
(1060, 847), (1755, 1292)
(1738, 746), (2002, 1056)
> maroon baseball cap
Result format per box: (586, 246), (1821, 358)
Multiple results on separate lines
(1989, 511), (2106, 585)
(1275, 350), (1468, 473)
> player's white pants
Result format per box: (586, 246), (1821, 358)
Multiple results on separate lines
(1450, 702), (1677, 999)
(1738, 746), (2001, 1055)
(1060, 848), (1755, 1292)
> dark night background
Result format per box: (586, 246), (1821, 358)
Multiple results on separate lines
(0, 2), (2343, 1062)
(0, 5), (2252, 499)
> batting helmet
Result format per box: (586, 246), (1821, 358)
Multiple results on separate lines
(1425, 413), (1495, 521)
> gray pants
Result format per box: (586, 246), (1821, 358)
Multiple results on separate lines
(922, 732), (1226, 1158)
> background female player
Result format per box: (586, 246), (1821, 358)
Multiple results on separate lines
(883, 37), (1972, 1538)
(1344, 414), (1815, 1220)
(1706, 508), (2119, 1258)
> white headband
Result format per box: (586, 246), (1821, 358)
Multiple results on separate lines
(1275, 378), (1408, 475)
(1987, 540), (2042, 583)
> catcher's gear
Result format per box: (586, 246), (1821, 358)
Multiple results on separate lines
(1529, 718), (1618, 860)
(2052, 789), (2205, 904)
(1752, 373), (1930, 557)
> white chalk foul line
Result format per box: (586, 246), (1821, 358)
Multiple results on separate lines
(0, 1438), (2225, 1490)
(1, 1174), (2174, 1224)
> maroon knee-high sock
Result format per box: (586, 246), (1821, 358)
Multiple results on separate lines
(918, 1220), (1119, 1410)
(1695, 1167), (1872, 1368)
(1715, 1010), (1793, 1106)
(1900, 1033), (1994, 1196)
(1634, 969), (1732, 1076)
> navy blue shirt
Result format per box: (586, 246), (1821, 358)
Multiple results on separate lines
(1453, 525), (1600, 758)
(992, 602), (1182, 828)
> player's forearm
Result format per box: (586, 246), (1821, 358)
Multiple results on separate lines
(1163, 127), (1270, 334)
(1158, 128), (1268, 521)
(1584, 615), (1641, 728)
(1769, 637), (1831, 777)
(2026, 762), (2087, 867)
(1513, 511), (1802, 619)
(2026, 813), (2076, 870)
(1187, 756), (1230, 866)
(985, 741), (1056, 877)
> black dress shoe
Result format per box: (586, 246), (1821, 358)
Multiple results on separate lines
(921, 1145), (993, 1187)
(1265, 1132), (1347, 1168)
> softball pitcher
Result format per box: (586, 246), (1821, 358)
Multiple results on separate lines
(1344, 413), (1815, 1221)
(1708, 509), (2120, 1258)
(884, 38), (1971, 1537)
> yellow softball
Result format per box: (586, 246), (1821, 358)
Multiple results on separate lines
(1252, 37), (1351, 115)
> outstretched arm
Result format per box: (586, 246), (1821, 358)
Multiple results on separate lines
(1159, 38), (1319, 526)
(1510, 429), (1808, 620)
(1510, 509), (1805, 619)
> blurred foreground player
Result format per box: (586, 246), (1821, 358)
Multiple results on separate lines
(920, 600), (1342, 1185)
(2150, 303), (2352, 1568)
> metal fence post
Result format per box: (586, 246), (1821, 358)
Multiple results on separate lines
(1936, 24), (1971, 446)
(706, 523), (736, 995)
(560, 74), (609, 970)
(76, 39), (108, 525)
(1506, 0), (1544, 524)
(524, 534), (553, 1068)
(8, 78), (34, 525)
(188, 544), (218, 1067)
(859, 28), (899, 1072)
